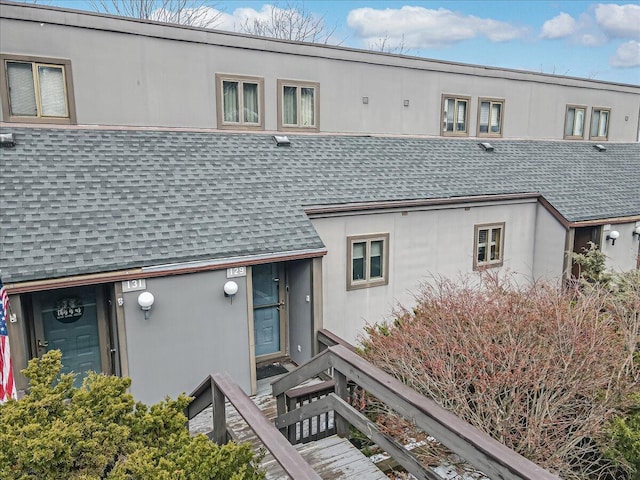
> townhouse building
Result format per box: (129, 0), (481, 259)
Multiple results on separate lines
(1, 1), (638, 402)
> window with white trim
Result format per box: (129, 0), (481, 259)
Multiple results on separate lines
(474, 223), (505, 270)
(564, 105), (586, 139)
(478, 98), (504, 137)
(215, 74), (263, 130)
(589, 107), (610, 140)
(278, 79), (319, 131)
(1, 54), (75, 124)
(442, 95), (470, 136)
(347, 233), (389, 290)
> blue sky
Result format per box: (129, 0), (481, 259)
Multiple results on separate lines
(43, 1), (640, 84)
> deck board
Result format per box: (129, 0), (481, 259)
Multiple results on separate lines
(189, 389), (387, 479)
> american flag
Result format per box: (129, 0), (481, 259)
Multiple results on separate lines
(0, 277), (17, 402)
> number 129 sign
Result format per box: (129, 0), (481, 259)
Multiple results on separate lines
(227, 267), (247, 278)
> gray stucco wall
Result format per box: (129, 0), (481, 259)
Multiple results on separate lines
(602, 222), (640, 273)
(121, 270), (251, 404)
(286, 260), (313, 365)
(2, 4), (639, 141)
(532, 204), (567, 281)
(311, 199), (539, 345)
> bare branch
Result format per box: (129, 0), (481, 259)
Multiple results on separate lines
(369, 32), (410, 55)
(89, 0), (223, 28)
(238, 1), (336, 44)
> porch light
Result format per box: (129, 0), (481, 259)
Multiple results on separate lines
(606, 230), (619, 245)
(633, 226), (640, 238)
(137, 291), (155, 320)
(224, 280), (239, 300)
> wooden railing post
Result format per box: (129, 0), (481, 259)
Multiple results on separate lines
(212, 378), (227, 445)
(287, 395), (298, 443)
(334, 370), (349, 438)
(276, 392), (287, 437)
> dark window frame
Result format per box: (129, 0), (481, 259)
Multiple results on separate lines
(564, 104), (587, 140)
(215, 73), (264, 130)
(477, 97), (505, 137)
(589, 106), (611, 141)
(0, 54), (76, 124)
(473, 223), (505, 270)
(347, 233), (389, 290)
(277, 79), (320, 132)
(441, 94), (471, 137)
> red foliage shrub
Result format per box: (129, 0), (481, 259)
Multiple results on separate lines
(359, 274), (637, 479)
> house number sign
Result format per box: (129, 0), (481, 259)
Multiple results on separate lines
(227, 266), (247, 278)
(54, 297), (84, 324)
(122, 279), (146, 292)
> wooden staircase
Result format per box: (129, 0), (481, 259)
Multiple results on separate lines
(185, 330), (562, 480)
(188, 377), (387, 479)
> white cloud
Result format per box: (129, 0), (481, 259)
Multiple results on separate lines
(216, 5), (277, 31)
(540, 12), (577, 39)
(595, 4), (640, 40)
(610, 40), (640, 67)
(150, 4), (308, 34)
(346, 6), (527, 49)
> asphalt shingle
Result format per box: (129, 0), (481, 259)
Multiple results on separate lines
(1, 128), (638, 283)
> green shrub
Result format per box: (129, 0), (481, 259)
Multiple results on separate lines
(0, 350), (264, 480)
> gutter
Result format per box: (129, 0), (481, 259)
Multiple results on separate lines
(5, 247), (327, 294)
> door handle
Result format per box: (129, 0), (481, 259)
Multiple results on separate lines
(38, 339), (49, 349)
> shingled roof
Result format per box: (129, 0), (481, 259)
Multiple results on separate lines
(1, 127), (639, 283)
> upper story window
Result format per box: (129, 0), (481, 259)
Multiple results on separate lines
(442, 95), (470, 136)
(478, 98), (504, 137)
(0, 54), (75, 124)
(347, 233), (389, 290)
(590, 107), (610, 140)
(277, 79), (319, 132)
(215, 74), (264, 130)
(564, 105), (586, 139)
(474, 223), (505, 270)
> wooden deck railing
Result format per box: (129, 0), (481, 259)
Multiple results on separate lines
(272, 344), (561, 480)
(185, 372), (321, 480)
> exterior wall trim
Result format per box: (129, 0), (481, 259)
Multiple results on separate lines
(2, 2), (639, 93)
(5, 248), (327, 294)
(304, 193), (542, 216)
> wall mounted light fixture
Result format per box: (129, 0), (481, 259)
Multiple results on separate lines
(137, 291), (155, 320)
(633, 226), (640, 238)
(224, 281), (239, 303)
(606, 230), (620, 245)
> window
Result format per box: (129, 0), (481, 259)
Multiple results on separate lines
(0, 54), (76, 124)
(474, 223), (505, 270)
(442, 95), (470, 136)
(215, 74), (264, 130)
(277, 79), (319, 131)
(347, 233), (389, 290)
(477, 98), (504, 137)
(564, 105), (586, 139)
(590, 107), (610, 140)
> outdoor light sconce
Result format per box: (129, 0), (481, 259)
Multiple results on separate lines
(224, 281), (239, 303)
(633, 226), (640, 238)
(606, 230), (620, 245)
(137, 291), (155, 320)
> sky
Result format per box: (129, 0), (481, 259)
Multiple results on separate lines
(40, 1), (640, 85)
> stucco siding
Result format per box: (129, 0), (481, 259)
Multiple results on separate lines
(1, 6), (638, 140)
(122, 270), (251, 404)
(311, 200), (538, 345)
(532, 204), (567, 281)
(602, 223), (640, 273)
